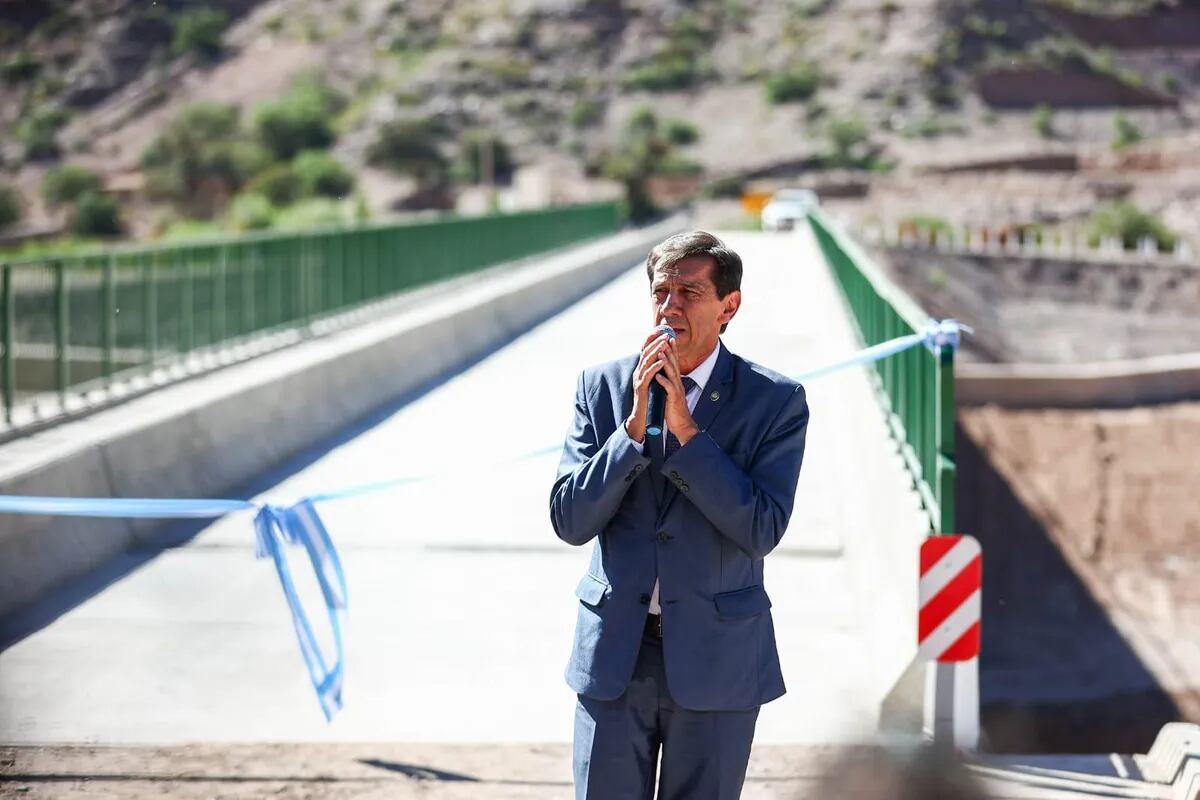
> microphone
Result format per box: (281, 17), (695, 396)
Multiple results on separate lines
(646, 324), (676, 437)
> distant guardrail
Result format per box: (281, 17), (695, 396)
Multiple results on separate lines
(858, 220), (1197, 267)
(808, 210), (957, 535)
(0, 203), (621, 431)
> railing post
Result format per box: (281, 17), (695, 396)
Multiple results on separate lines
(2, 265), (13, 425)
(102, 254), (115, 383)
(243, 246), (256, 335)
(936, 345), (957, 534)
(144, 253), (157, 367)
(214, 244), (227, 347)
(182, 250), (195, 354)
(54, 260), (69, 407)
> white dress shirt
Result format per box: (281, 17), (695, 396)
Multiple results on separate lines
(624, 340), (722, 615)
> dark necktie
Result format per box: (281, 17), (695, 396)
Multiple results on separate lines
(664, 377), (697, 459)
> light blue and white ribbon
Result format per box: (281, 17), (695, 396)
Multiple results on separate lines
(254, 500), (346, 721)
(0, 495), (347, 724)
(0, 319), (967, 721)
(794, 318), (969, 381)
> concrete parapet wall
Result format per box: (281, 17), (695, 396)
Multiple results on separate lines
(958, 351), (1200, 408)
(0, 220), (681, 620)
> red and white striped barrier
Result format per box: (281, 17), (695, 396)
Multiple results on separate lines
(919, 534), (981, 751)
(919, 535), (981, 662)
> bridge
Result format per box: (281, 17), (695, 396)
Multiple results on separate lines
(0, 207), (1195, 798)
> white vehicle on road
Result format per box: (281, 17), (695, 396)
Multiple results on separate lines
(761, 188), (819, 231)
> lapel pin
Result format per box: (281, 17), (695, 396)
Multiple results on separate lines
(710, 391), (720, 401)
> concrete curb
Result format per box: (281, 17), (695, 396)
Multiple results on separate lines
(0, 219), (682, 620)
(957, 351), (1200, 408)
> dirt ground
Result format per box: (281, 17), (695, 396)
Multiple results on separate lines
(960, 403), (1200, 752)
(0, 743), (873, 799)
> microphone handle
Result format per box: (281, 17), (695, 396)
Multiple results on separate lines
(646, 380), (667, 437)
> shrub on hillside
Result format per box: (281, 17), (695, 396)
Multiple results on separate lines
(226, 193), (275, 231)
(622, 14), (716, 92)
(664, 119), (699, 146)
(16, 108), (68, 161)
(764, 63), (821, 104)
(0, 184), (22, 229)
(273, 198), (348, 230)
(1033, 104), (1054, 139)
(1, 50), (40, 84)
(367, 118), (448, 187)
(825, 115), (870, 166)
(71, 191), (122, 236)
(569, 99), (603, 128)
(172, 7), (228, 61)
(701, 175), (744, 199)
(291, 150), (355, 198)
(253, 76), (342, 160)
(623, 56), (698, 91)
(1112, 112), (1142, 150)
(42, 165), (102, 206)
(245, 163), (301, 205)
(1086, 201), (1176, 251)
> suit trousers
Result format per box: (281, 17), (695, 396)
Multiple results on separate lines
(572, 627), (760, 800)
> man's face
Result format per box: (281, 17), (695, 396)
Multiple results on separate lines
(650, 255), (741, 369)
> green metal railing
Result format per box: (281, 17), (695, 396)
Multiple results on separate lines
(0, 203), (621, 428)
(808, 210), (956, 535)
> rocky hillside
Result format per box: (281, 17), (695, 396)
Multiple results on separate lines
(2, 0), (1200, 241)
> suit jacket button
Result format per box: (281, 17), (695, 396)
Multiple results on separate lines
(681, 483), (690, 492)
(634, 464), (644, 472)
(670, 470), (679, 479)
(657, 530), (669, 543)
(640, 593), (650, 604)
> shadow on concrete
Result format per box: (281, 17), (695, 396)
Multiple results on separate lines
(358, 759), (478, 782)
(956, 422), (1179, 754)
(357, 759), (571, 787)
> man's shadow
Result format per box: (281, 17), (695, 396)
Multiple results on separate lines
(956, 422), (1179, 754)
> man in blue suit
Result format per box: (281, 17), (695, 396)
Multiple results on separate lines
(550, 231), (810, 799)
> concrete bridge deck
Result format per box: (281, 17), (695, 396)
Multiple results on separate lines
(0, 231), (936, 753)
(0, 230), (931, 746)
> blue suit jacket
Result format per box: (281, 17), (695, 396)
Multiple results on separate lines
(550, 342), (810, 711)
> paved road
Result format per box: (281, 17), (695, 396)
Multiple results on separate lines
(0, 229), (929, 745)
(2, 743), (1165, 799)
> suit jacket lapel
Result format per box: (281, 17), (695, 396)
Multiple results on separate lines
(657, 344), (736, 522)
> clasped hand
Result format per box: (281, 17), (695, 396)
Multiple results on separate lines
(624, 328), (699, 447)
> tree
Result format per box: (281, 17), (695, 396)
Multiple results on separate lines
(291, 150), (355, 198)
(454, 133), (515, 184)
(824, 115), (871, 168)
(601, 107), (703, 222)
(172, 7), (228, 61)
(42, 165), (102, 206)
(252, 76), (341, 160)
(367, 118), (449, 188)
(0, 184), (22, 230)
(141, 102), (270, 214)
(71, 191), (122, 236)
(1086, 201), (1176, 251)
(16, 108), (68, 161)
